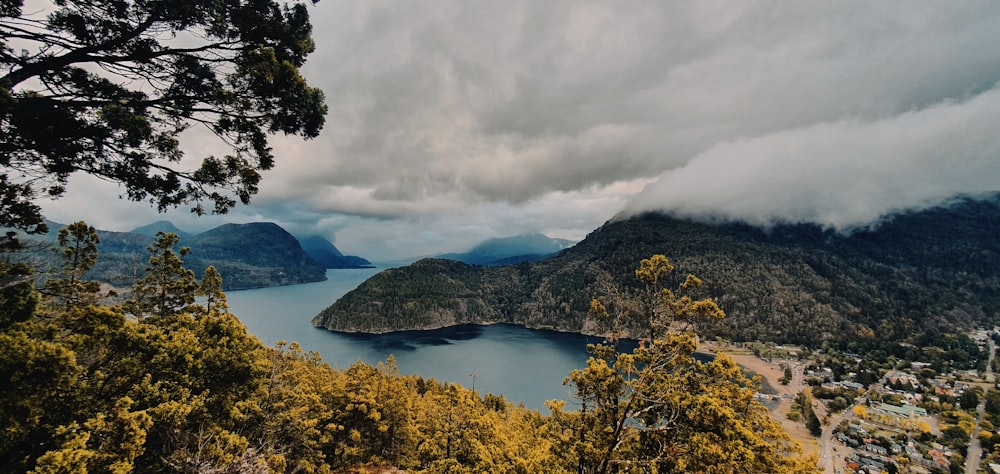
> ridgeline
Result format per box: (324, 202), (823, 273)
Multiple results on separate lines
(314, 195), (1000, 347)
(19, 221), (372, 291)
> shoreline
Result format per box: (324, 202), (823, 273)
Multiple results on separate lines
(318, 323), (791, 397)
(310, 319), (823, 459)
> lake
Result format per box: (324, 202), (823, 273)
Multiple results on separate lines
(226, 268), (622, 411)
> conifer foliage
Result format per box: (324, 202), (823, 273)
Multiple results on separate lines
(0, 0), (327, 247)
(45, 220), (102, 307)
(124, 231), (198, 319)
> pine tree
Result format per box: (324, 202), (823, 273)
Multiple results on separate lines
(194, 265), (228, 316)
(125, 232), (198, 319)
(1, 0), (327, 241)
(45, 221), (102, 307)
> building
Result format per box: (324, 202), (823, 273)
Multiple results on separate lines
(878, 402), (927, 417)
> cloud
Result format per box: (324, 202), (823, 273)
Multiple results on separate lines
(269, 1), (1000, 215)
(625, 86), (1000, 230)
(39, 1), (1000, 259)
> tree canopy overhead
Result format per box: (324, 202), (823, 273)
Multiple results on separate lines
(0, 0), (327, 241)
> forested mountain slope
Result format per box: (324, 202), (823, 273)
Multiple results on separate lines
(184, 223), (326, 290)
(18, 222), (330, 290)
(297, 234), (373, 269)
(314, 194), (1000, 347)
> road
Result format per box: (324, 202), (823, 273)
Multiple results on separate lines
(966, 337), (996, 474)
(817, 409), (847, 474)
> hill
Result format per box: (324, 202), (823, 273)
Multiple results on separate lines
(296, 234), (373, 269)
(20, 221), (329, 290)
(183, 223), (326, 289)
(314, 195), (1000, 348)
(129, 220), (191, 239)
(437, 233), (575, 265)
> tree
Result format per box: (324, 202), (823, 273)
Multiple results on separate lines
(125, 231), (197, 319)
(45, 221), (102, 307)
(592, 254), (725, 343)
(780, 365), (793, 385)
(29, 396), (153, 474)
(960, 387), (981, 411)
(0, 0), (327, 245)
(555, 255), (813, 473)
(797, 390), (822, 437)
(0, 260), (37, 328)
(194, 265), (228, 315)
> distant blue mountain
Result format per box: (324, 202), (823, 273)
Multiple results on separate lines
(129, 220), (191, 239)
(24, 220), (375, 289)
(438, 233), (575, 266)
(296, 234), (373, 269)
(32, 220), (328, 290)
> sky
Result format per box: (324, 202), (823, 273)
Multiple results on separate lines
(41, 1), (1000, 261)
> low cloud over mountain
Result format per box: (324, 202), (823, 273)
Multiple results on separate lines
(43, 2), (1000, 259)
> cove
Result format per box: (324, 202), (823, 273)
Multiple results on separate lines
(226, 267), (631, 410)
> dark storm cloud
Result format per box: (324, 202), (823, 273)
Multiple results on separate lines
(43, 1), (1000, 259)
(277, 1), (1000, 216)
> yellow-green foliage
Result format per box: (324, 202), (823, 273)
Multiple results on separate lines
(0, 298), (568, 473)
(0, 251), (815, 473)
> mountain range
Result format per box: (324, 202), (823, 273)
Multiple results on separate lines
(297, 234), (374, 269)
(436, 233), (574, 265)
(313, 194), (1000, 348)
(26, 221), (372, 291)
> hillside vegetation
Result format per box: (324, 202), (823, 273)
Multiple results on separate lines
(0, 231), (813, 473)
(18, 222), (337, 290)
(184, 223), (326, 290)
(315, 195), (1000, 348)
(297, 234), (374, 269)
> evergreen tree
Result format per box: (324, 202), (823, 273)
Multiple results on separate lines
(45, 221), (102, 307)
(194, 265), (228, 315)
(0, 261), (37, 328)
(125, 231), (197, 319)
(0, 0), (327, 246)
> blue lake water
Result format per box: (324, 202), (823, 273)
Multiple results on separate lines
(226, 268), (622, 411)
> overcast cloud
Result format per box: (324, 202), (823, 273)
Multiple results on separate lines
(42, 1), (1000, 260)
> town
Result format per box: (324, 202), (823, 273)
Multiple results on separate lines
(705, 329), (1000, 474)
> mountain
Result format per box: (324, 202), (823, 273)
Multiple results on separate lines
(24, 221), (328, 290)
(314, 195), (1000, 348)
(437, 233), (575, 265)
(183, 223), (326, 289)
(129, 220), (191, 239)
(296, 234), (373, 269)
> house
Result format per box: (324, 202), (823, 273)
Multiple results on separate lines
(885, 371), (920, 390)
(863, 443), (888, 456)
(878, 402), (927, 417)
(927, 449), (949, 467)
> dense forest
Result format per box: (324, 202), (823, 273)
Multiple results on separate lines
(0, 227), (815, 473)
(315, 194), (1000, 352)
